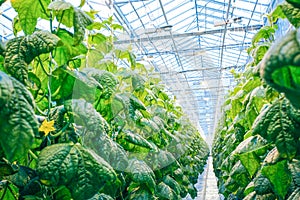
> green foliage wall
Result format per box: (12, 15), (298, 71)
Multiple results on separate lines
(0, 0), (209, 199)
(212, 1), (300, 200)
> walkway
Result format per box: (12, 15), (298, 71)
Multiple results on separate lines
(184, 156), (223, 200)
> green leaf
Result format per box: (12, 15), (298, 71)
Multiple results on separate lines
(115, 49), (136, 68)
(0, 0), (6, 7)
(111, 23), (124, 31)
(118, 130), (157, 151)
(0, 71), (38, 162)
(0, 159), (19, 177)
(263, 147), (281, 165)
(4, 30), (60, 83)
(252, 44), (270, 65)
(5, 166), (38, 192)
(238, 151), (260, 177)
(49, 0), (74, 28)
(74, 8), (93, 45)
(288, 159), (300, 187)
(287, 188), (300, 200)
(229, 161), (250, 187)
(275, 129), (297, 160)
(12, 16), (22, 36)
(156, 182), (177, 200)
(37, 143), (118, 200)
(11, 0), (50, 34)
(162, 175), (181, 195)
(270, 3), (287, 23)
(127, 159), (156, 193)
(231, 135), (268, 156)
(280, 2), (300, 28)
(0, 182), (19, 200)
(287, 0), (300, 8)
(252, 26), (276, 44)
(260, 29), (300, 108)
(128, 189), (155, 200)
(65, 68), (103, 100)
(64, 99), (110, 135)
(261, 160), (291, 199)
(253, 173), (273, 195)
(83, 68), (118, 99)
(88, 193), (114, 200)
(79, 0), (86, 7)
(85, 49), (104, 69)
(252, 99), (297, 159)
(53, 186), (72, 200)
(88, 33), (107, 45)
(50, 68), (75, 100)
(65, 99), (129, 170)
(48, 0), (72, 11)
(54, 29), (87, 66)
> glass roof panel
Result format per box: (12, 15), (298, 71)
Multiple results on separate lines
(0, 0), (272, 141)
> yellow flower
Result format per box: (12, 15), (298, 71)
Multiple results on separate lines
(39, 120), (56, 136)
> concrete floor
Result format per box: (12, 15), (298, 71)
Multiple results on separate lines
(184, 156), (223, 200)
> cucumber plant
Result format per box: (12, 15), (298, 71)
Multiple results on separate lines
(0, 0), (209, 199)
(212, 1), (300, 199)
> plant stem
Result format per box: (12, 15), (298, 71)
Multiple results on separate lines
(50, 122), (70, 138)
(56, 10), (65, 33)
(47, 68), (52, 117)
(0, 181), (8, 200)
(38, 56), (51, 76)
(28, 149), (38, 160)
(38, 0), (50, 18)
(0, 40), (5, 56)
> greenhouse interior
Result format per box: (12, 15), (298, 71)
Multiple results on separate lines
(0, 0), (299, 199)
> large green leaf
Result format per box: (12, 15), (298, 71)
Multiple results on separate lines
(64, 99), (110, 135)
(66, 68), (103, 100)
(85, 134), (129, 171)
(88, 193), (114, 200)
(260, 29), (300, 108)
(279, 2), (300, 28)
(287, 0), (300, 8)
(65, 99), (129, 170)
(0, 71), (38, 162)
(82, 68), (118, 100)
(50, 68), (75, 100)
(231, 135), (268, 156)
(49, 0), (93, 45)
(288, 159), (300, 188)
(54, 29), (87, 66)
(117, 130), (157, 151)
(162, 175), (181, 195)
(252, 99), (297, 159)
(156, 182), (178, 200)
(127, 159), (156, 193)
(48, 0), (74, 28)
(37, 143), (118, 200)
(4, 30), (60, 83)
(261, 160), (291, 199)
(73, 8), (93, 45)
(287, 188), (300, 200)
(11, 0), (50, 34)
(128, 189), (155, 200)
(113, 92), (148, 122)
(238, 151), (261, 178)
(253, 173), (273, 195)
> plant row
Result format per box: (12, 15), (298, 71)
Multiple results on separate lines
(0, 0), (209, 199)
(212, 1), (300, 200)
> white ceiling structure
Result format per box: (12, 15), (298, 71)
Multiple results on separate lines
(0, 0), (272, 143)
